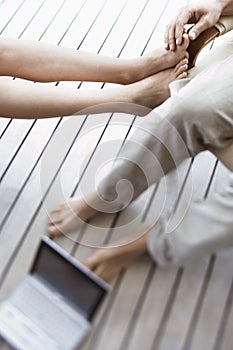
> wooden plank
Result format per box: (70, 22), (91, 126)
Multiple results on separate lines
(217, 276), (233, 350)
(189, 250), (233, 350)
(124, 266), (177, 350)
(0, 119), (60, 225)
(127, 265), (203, 350)
(0, 119), (35, 178)
(99, 0), (169, 57)
(85, 257), (155, 350)
(0, 0), (25, 35)
(0, 120), (11, 138)
(18, 0), (67, 41)
(2, 0), (45, 38)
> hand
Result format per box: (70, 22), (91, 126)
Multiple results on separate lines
(164, 0), (223, 51)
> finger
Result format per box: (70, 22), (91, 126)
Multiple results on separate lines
(164, 24), (171, 50)
(188, 17), (211, 40)
(167, 24), (176, 51)
(174, 21), (186, 45)
(165, 6), (194, 50)
(175, 6), (195, 38)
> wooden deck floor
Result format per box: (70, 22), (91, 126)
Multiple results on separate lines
(0, 1), (233, 349)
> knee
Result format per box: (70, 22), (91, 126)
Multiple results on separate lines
(148, 223), (200, 268)
(97, 159), (148, 210)
(165, 96), (215, 156)
(168, 94), (209, 128)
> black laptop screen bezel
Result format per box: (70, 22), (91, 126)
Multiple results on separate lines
(30, 237), (110, 321)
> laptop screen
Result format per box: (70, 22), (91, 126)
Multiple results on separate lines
(31, 239), (109, 321)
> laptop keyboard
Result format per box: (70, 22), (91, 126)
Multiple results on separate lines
(8, 279), (89, 349)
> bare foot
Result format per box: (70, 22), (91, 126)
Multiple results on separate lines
(89, 56), (188, 117)
(84, 229), (149, 282)
(48, 193), (101, 237)
(128, 57), (188, 112)
(127, 33), (189, 83)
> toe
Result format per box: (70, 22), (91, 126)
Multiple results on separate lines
(182, 33), (190, 50)
(47, 217), (73, 236)
(50, 203), (66, 214)
(177, 71), (188, 79)
(175, 57), (188, 77)
(48, 212), (64, 224)
(175, 58), (188, 71)
(48, 224), (62, 237)
(94, 265), (113, 282)
(178, 63), (188, 75)
(181, 57), (189, 66)
(84, 256), (98, 271)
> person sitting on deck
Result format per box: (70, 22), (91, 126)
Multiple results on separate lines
(48, 0), (233, 282)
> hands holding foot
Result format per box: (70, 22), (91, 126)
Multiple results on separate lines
(122, 33), (190, 112)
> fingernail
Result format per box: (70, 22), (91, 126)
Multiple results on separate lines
(189, 31), (196, 40)
(170, 43), (175, 51)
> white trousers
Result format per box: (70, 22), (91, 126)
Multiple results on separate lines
(148, 174), (233, 266)
(97, 38), (233, 266)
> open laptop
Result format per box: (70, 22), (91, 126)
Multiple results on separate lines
(0, 236), (110, 350)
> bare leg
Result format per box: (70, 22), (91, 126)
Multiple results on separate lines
(0, 35), (189, 84)
(0, 58), (188, 119)
(84, 230), (149, 282)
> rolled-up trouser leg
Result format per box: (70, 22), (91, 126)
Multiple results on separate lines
(97, 53), (233, 213)
(148, 173), (233, 266)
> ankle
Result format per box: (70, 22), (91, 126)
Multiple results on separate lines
(122, 57), (148, 84)
(122, 236), (148, 258)
(125, 81), (142, 106)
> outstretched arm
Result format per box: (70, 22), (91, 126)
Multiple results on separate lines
(164, 0), (233, 51)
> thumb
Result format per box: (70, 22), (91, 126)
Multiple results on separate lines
(188, 19), (211, 40)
